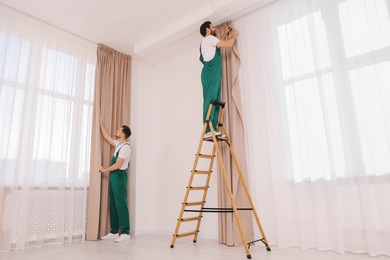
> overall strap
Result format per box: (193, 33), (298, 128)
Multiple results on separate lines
(115, 143), (130, 158)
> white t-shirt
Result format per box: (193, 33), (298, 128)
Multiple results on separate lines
(200, 35), (220, 62)
(113, 140), (131, 170)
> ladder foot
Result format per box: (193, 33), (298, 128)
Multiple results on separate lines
(170, 245), (174, 248)
(266, 247), (271, 251)
(247, 255), (252, 259)
(193, 240), (197, 243)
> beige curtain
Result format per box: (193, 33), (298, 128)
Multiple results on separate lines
(216, 22), (253, 246)
(86, 44), (131, 240)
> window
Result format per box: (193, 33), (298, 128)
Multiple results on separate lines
(0, 33), (95, 186)
(278, 0), (390, 182)
(0, 33), (30, 184)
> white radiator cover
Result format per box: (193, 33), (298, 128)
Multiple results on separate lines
(2, 188), (87, 243)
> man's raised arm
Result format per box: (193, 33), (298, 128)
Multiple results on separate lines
(100, 117), (115, 146)
(217, 30), (240, 48)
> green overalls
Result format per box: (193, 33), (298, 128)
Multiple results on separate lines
(200, 46), (222, 132)
(109, 143), (130, 235)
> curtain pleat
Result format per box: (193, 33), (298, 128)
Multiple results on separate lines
(216, 22), (254, 246)
(235, 0), (390, 256)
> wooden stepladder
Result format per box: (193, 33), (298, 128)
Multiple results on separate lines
(170, 100), (271, 259)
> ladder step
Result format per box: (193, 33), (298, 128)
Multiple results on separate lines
(204, 136), (228, 142)
(187, 186), (208, 190)
(193, 170), (211, 175)
(184, 201), (205, 206)
(197, 154), (215, 159)
(179, 216), (202, 222)
(175, 231), (198, 238)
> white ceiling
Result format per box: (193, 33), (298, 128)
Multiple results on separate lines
(0, 0), (271, 58)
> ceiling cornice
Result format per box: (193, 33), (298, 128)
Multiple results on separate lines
(133, 0), (273, 58)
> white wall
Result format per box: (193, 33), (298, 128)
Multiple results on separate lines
(130, 57), (156, 235)
(131, 33), (219, 239)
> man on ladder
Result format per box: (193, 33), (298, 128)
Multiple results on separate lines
(199, 21), (239, 138)
(170, 22), (271, 259)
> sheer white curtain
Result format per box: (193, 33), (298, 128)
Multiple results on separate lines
(0, 4), (96, 252)
(235, 0), (390, 256)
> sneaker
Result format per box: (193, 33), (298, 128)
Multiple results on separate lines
(114, 234), (130, 242)
(204, 131), (221, 138)
(101, 233), (118, 240)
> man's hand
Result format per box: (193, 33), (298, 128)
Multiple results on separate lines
(99, 116), (115, 146)
(99, 166), (106, 173)
(224, 26), (232, 35)
(221, 25), (232, 40)
(217, 28), (240, 48)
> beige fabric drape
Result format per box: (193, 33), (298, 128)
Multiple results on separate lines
(216, 22), (253, 246)
(86, 44), (131, 240)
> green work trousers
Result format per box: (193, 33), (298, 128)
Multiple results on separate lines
(200, 48), (222, 133)
(109, 157), (130, 234)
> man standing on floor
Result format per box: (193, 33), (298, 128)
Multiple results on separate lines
(99, 117), (131, 242)
(199, 21), (239, 138)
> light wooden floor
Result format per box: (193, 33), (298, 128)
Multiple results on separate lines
(1, 234), (390, 260)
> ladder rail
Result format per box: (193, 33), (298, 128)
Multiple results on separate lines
(193, 145), (216, 242)
(222, 124), (270, 249)
(209, 120), (252, 258)
(171, 121), (209, 247)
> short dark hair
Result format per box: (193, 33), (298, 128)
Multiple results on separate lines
(121, 125), (131, 139)
(200, 21), (211, 37)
